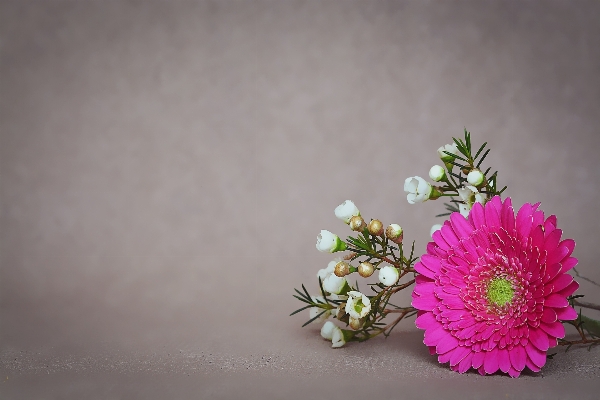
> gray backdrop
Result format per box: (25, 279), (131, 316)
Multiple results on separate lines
(1, 1), (600, 398)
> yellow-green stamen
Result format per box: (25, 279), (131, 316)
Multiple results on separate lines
(487, 277), (514, 306)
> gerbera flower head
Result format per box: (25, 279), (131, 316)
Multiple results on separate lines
(412, 196), (579, 377)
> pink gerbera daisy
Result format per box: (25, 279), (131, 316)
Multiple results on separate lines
(412, 196), (579, 377)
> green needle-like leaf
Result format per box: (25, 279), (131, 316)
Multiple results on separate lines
(476, 149), (490, 168)
(301, 309), (327, 327)
(290, 304), (314, 316)
(474, 142), (487, 160)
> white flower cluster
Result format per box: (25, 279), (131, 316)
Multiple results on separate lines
(311, 200), (405, 348)
(404, 142), (489, 232)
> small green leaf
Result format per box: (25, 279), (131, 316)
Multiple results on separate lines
(476, 149), (490, 168)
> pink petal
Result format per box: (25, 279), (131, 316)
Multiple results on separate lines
(545, 293), (568, 308)
(470, 202), (486, 229)
(540, 308), (557, 324)
(450, 212), (474, 239)
(557, 280), (579, 297)
(484, 200), (502, 229)
(412, 294), (438, 311)
(423, 324), (446, 346)
(528, 329), (549, 351)
(525, 357), (541, 372)
(556, 306), (578, 321)
(483, 348), (500, 374)
(544, 228), (562, 252)
(414, 261), (436, 279)
(548, 274), (573, 292)
(560, 257), (578, 274)
(508, 367), (521, 378)
(509, 345), (526, 371)
(436, 335), (459, 354)
(420, 254), (442, 275)
(440, 225), (460, 248)
(539, 322), (565, 339)
(515, 203), (533, 238)
(500, 197), (515, 232)
(415, 311), (436, 330)
(472, 351), (486, 369)
(525, 344), (547, 369)
(497, 348), (511, 373)
(547, 245), (569, 266)
(432, 230), (451, 251)
(559, 239), (575, 259)
(449, 345), (471, 366)
(414, 281), (436, 297)
(458, 351), (474, 373)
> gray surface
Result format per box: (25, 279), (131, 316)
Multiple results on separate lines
(1, 1), (600, 398)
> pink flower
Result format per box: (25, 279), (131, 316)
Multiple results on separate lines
(412, 196), (579, 377)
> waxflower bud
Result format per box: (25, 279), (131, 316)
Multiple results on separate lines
(321, 321), (337, 340)
(430, 224), (442, 236)
(467, 169), (484, 186)
(331, 326), (349, 348)
(323, 273), (348, 295)
(343, 252), (357, 260)
(429, 165), (446, 182)
(437, 143), (459, 162)
(368, 219), (384, 236)
(334, 200), (360, 224)
(316, 230), (347, 253)
(334, 261), (350, 277)
(349, 215), (366, 232)
(358, 261), (375, 278)
(404, 176), (432, 204)
(349, 317), (365, 331)
(379, 265), (400, 286)
(345, 291), (371, 319)
(385, 224), (403, 244)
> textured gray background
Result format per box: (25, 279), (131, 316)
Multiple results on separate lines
(1, 0), (600, 398)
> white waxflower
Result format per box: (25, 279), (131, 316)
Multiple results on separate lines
(429, 165), (446, 182)
(331, 325), (346, 348)
(316, 230), (347, 253)
(457, 185), (486, 216)
(321, 321), (338, 340)
(334, 200), (360, 224)
(437, 143), (459, 162)
(378, 265), (400, 286)
(323, 273), (347, 295)
(430, 224), (443, 236)
(345, 291), (371, 319)
(467, 169), (484, 186)
(404, 176), (433, 204)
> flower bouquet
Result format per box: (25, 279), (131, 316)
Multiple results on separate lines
(291, 130), (600, 377)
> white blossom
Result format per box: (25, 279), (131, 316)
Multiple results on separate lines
(404, 176), (432, 204)
(323, 273), (347, 295)
(345, 291), (371, 319)
(316, 230), (347, 253)
(334, 200), (360, 224)
(437, 143), (459, 162)
(378, 265), (400, 286)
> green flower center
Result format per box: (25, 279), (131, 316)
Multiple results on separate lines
(354, 302), (364, 315)
(487, 277), (514, 306)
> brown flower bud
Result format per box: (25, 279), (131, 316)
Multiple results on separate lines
(385, 224), (404, 244)
(349, 215), (367, 232)
(334, 261), (350, 277)
(368, 219), (384, 236)
(349, 317), (365, 330)
(343, 252), (357, 261)
(357, 261), (375, 278)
